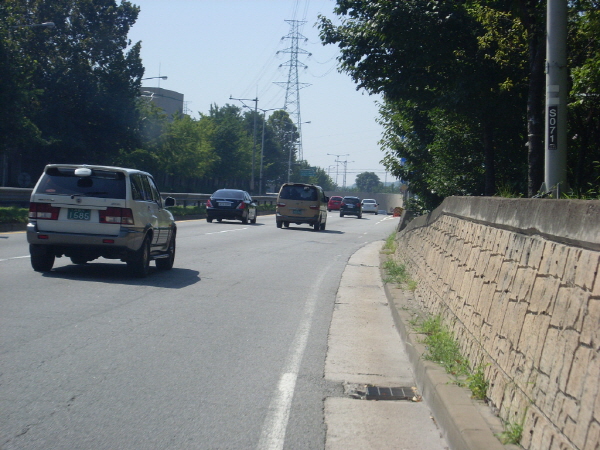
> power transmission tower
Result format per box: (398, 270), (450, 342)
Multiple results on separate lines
(274, 19), (311, 162)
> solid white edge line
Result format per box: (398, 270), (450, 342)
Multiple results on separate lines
(256, 267), (330, 450)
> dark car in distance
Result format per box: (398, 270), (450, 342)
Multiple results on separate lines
(206, 189), (257, 224)
(339, 196), (362, 218)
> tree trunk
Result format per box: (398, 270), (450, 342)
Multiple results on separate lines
(527, 32), (546, 197)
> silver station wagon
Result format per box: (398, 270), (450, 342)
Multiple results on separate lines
(27, 164), (177, 277)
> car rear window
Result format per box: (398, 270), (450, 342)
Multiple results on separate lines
(280, 185), (317, 201)
(344, 197), (360, 204)
(35, 167), (126, 199)
(212, 189), (245, 200)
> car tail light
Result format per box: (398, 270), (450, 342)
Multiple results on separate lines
(276, 202), (286, 207)
(237, 202), (246, 210)
(206, 198), (213, 208)
(29, 203), (60, 220)
(99, 207), (134, 225)
(340, 202), (346, 207)
(309, 205), (319, 210)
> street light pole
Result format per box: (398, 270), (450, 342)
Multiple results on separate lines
(544, 0), (568, 196)
(257, 108), (278, 195)
(230, 95), (259, 193)
(327, 153), (349, 187)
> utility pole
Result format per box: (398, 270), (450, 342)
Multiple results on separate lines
(327, 153), (348, 187)
(341, 159), (354, 189)
(544, 0), (568, 196)
(257, 108), (278, 195)
(230, 96), (259, 193)
(274, 19), (311, 162)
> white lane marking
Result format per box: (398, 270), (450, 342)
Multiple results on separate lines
(204, 227), (248, 235)
(257, 267), (330, 450)
(376, 216), (396, 224)
(0, 255), (30, 262)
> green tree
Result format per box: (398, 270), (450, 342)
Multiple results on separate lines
(268, 110), (299, 186)
(568, 1), (600, 194)
(2, 0), (143, 183)
(319, 0), (528, 201)
(203, 104), (252, 189)
(356, 172), (381, 193)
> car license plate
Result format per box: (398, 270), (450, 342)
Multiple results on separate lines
(68, 208), (91, 220)
(347, 204), (354, 208)
(218, 202), (231, 207)
(292, 209), (302, 214)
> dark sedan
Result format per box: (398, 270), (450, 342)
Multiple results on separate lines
(206, 189), (257, 224)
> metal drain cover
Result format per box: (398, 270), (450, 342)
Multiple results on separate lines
(365, 386), (415, 401)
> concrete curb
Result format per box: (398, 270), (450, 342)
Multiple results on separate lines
(380, 255), (516, 450)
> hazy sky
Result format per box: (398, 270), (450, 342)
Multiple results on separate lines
(128, 0), (391, 187)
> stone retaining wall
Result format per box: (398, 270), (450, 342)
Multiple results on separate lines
(395, 197), (600, 450)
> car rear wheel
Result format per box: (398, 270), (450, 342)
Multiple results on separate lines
(321, 221), (326, 231)
(313, 219), (320, 231)
(276, 220), (282, 228)
(70, 256), (88, 265)
(241, 214), (248, 224)
(128, 235), (151, 278)
(156, 232), (176, 270)
(340, 212), (344, 217)
(283, 222), (290, 228)
(207, 218), (213, 223)
(30, 245), (55, 272)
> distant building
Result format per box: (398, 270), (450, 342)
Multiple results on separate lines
(141, 87), (184, 117)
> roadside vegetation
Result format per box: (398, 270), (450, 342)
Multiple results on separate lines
(319, 2), (600, 210)
(381, 246), (521, 445)
(0, 207), (27, 223)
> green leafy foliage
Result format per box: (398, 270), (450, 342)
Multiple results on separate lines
(498, 420), (524, 445)
(355, 172), (381, 192)
(320, 0), (600, 206)
(0, 207), (28, 223)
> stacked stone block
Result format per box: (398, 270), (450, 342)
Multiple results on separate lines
(396, 199), (600, 450)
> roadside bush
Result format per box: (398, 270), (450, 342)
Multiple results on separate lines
(0, 207), (28, 223)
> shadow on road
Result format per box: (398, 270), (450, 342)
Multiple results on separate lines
(43, 263), (201, 289)
(280, 227), (344, 234)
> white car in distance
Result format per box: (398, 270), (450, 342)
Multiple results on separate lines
(362, 198), (379, 214)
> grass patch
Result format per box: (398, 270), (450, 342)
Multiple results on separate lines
(169, 205), (206, 216)
(464, 364), (489, 401)
(0, 206), (28, 223)
(413, 315), (490, 402)
(382, 259), (417, 291)
(382, 232), (397, 254)
(415, 315), (470, 378)
(498, 420), (523, 445)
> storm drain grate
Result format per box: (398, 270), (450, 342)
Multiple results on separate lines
(365, 386), (415, 401)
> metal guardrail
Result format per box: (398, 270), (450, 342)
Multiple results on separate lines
(0, 187), (277, 207)
(0, 187), (32, 206)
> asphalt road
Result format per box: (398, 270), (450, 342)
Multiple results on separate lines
(0, 212), (398, 450)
